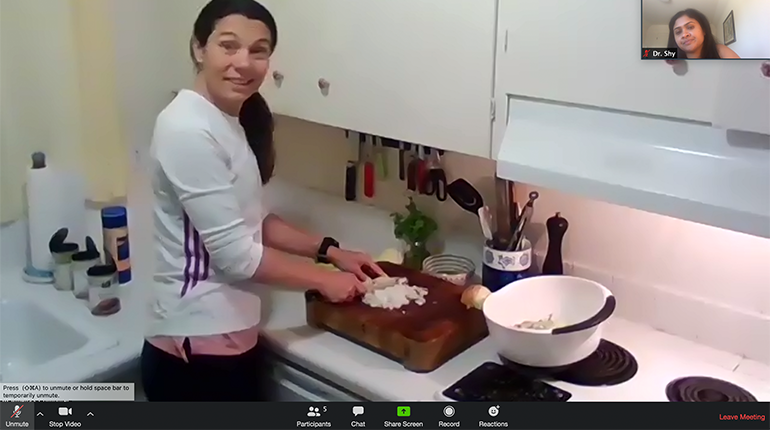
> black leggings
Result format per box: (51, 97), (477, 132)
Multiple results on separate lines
(140, 339), (273, 401)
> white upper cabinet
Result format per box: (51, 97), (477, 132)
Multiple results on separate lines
(257, 1), (328, 123)
(260, 0), (497, 158)
(497, 0), (720, 123)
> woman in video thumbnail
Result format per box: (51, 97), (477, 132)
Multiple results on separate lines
(667, 8), (740, 59)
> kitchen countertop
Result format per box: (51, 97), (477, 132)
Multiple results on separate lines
(2, 180), (768, 401)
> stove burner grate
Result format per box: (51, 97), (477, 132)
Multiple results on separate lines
(501, 339), (638, 386)
(666, 376), (757, 402)
(442, 362), (571, 402)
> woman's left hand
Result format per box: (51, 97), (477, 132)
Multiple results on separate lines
(328, 248), (387, 281)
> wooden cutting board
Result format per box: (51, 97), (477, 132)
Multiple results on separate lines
(305, 261), (488, 372)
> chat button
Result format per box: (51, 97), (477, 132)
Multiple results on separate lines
(352, 405), (364, 416)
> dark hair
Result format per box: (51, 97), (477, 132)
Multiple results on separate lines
(239, 94), (276, 184)
(667, 8), (720, 59)
(190, 0), (277, 184)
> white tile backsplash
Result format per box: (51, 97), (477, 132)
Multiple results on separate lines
(273, 115), (770, 364)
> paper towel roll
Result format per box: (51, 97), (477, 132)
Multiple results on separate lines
(25, 152), (86, 282)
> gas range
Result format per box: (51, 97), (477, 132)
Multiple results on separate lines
(435, 320), (770, 402)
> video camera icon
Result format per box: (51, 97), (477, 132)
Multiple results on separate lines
(58, 407), (72, 416)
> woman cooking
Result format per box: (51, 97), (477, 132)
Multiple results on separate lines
(142, 0), (386, 401)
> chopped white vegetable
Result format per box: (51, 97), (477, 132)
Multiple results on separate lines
(514, 314), (559, 330)
(361, 278), (429, 310)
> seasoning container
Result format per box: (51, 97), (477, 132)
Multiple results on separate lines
(87, 263), (121, 316)
(48, 228), (79, 291)
(71, 237), (101, 299)
(101, 206), (131, 285)
(542, 212), (569, 276)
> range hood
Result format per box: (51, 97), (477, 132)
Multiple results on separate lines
(496, 99), (770, 239)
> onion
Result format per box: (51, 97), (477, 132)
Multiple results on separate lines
(361, 278), (428, 310)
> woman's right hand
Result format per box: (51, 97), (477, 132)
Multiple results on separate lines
(315, 270), (367, 303)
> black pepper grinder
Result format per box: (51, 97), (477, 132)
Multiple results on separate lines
(542, 212), (568, 275)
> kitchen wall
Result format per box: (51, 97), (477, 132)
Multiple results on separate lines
(713, 0), (770, 57)
(109, 0), (201, 168)
(643, 25), (670, 47)
(0, 0), (82, 222)
(0, 0), (130, 224)
(273, 116), (770, 364)
(0, 0), (206, 225)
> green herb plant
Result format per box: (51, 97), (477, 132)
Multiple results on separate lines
(391, 197), (438, 269)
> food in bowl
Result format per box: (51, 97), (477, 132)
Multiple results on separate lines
(514, 314), (559, 330)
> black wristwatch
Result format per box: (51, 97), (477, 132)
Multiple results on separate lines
(316, 237), (340, 264)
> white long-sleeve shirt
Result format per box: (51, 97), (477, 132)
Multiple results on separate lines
(146, 89), (266, 337)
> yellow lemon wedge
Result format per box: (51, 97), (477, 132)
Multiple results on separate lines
(376, 248), (403, 264)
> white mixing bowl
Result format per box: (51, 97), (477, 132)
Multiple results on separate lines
(483, 275), (616, 368)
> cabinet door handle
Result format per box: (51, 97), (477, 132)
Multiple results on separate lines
(761, 62), (770, 79)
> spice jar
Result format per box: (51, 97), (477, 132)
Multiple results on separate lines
(51, 243), (79, 292)
(87, 264), (121, 316)
(71, 238), (100, 299)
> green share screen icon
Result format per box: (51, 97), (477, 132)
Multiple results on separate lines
(397, 406), (411, 417)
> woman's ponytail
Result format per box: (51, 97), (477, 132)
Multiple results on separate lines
(239, 92), (276, 185)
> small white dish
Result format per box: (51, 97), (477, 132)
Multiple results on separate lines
(422, 254), (476, 286)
